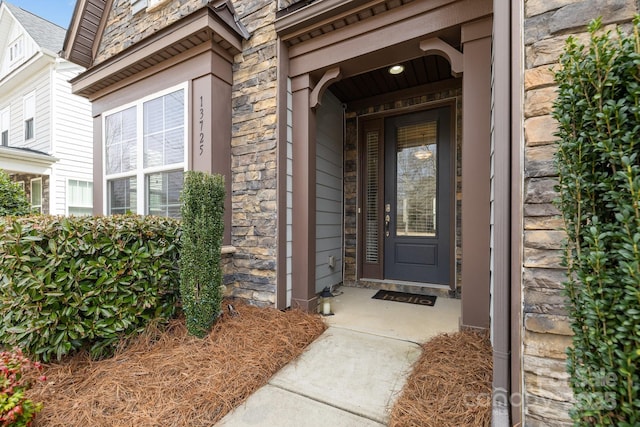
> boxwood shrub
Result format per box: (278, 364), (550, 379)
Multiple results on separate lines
(554, 18), (640, 425)
(179, 171), (225, 338)
(0, 215), (181, 361)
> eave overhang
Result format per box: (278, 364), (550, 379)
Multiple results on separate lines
(275, 0), (427, 45)
(69, 4), (247, 100)
(0, 146), (58, 175)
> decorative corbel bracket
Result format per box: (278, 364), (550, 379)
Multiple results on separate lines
(310, 67), (342, 110)
(420, 38), (463, 77)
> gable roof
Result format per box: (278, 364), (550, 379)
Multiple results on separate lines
(2, 1), (66, 54)
(63, 0), (249, 69)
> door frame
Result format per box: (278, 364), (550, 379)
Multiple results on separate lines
(357, 99), (457, 290)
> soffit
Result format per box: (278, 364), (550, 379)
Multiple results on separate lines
(276, 0), (442, 46)
(69, 7), (243, 100)
(330, 54), (455, 104)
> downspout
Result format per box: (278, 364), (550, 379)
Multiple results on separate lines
(492, 0), (513, 424)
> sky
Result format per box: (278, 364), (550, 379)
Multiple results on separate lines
(5, 0), (76, 28)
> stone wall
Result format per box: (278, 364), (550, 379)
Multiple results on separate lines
(227, 0), (279, 306)
(96, 0), (208, 64)
(9, 173), (49, 214)
(343, 85), (462, 290)
(522, 1), (637, 425)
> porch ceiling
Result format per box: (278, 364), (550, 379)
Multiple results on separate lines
(329, 54), (455, 104)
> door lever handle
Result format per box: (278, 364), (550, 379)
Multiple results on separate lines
(385, 214), (390, 237)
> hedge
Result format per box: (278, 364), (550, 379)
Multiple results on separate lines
(0, 215), (181, 361)
(553, 18), (640, 425)
(0, 169), (30, 217)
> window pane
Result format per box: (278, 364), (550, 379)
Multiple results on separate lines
(165, 128), (183, 165)
(164, 90), (184, 129)
(31, 179), (42, 208)
(144, 133), (163, 168)
(142, 89), (184, 168)
(108, 177), (137, 215)
(25, 118), (33, 140)
(68, 180), (93, 215)
(69, 206), (93, 216)
(146, 170), (183, 218)
(105, 107), (137, 174)
(143, 97), (163, 134)
(1, 130), (7, 146)
(395, 121), (438, 237)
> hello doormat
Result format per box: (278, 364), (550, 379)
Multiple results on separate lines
(371, 290), (437, 307)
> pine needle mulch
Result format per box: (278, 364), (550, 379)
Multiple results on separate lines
(27, 301), (326, 427)
(389, 330), (493, 427)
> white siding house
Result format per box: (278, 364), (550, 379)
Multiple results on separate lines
(0, 1), (92, 215)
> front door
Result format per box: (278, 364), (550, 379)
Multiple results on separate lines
(383, 108), (451, 284)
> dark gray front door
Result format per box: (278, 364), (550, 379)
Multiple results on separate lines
(383, 107), (451, 284)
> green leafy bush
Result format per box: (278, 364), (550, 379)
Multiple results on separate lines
(0, 215), (181, 361)
(0, 170), (30, 217)
(553, 17), (640, 425)
(0, 349), (45, 426)
(179, 171), (225, 338)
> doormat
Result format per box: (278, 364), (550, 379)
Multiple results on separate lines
(372, 290), (437, 307)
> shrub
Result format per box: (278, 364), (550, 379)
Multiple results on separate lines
(0, 215), (181, 361)
(553, 18), (640, 425)
(0, 349), (45, 426)
(0, 170), (29, 217)
(179, 171), (225, 338)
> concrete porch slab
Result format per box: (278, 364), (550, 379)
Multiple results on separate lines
(325, 286), (461, 343)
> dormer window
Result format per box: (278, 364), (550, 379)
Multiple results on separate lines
(9, 36), (23, 63)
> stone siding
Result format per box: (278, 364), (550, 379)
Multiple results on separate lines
(9, 173), (49, 214)
(343, 85), (462, 290)
(227, 0), (278, 306)
(96, 0), (209, 64)
(522, 1), (637, 424)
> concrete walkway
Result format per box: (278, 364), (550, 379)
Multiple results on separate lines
(217, 287), (460, 426)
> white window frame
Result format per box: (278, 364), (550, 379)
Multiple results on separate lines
(0, 107), (9, 146)
(16, 181), (25, 191)
(30, 177), (42, 213)
(23, 92), (35, 141)
(9, 36), (23, 64)
(67, 179), (93, 216)
(102, 82), (188, 216)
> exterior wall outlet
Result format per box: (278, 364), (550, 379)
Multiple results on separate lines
(328, 255), (336, 269)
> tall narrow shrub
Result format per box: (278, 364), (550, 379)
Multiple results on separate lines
(179, 171), (225, 337)
(553, 18), (640, 426)
(0, 169), (30, 216)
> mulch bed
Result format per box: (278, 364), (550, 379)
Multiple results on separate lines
(27, 300), (326, 427)
(389, 330), (493, 427)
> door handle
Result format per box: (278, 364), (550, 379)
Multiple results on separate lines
(385, 214), (391, 237)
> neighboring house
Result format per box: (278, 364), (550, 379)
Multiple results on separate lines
(0, 1), (93, 215)
(61, 0), (638, 425)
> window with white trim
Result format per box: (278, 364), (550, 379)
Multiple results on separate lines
(0, 107), (9, 146)
(104, 84), (186, 218)
(9, 36), (23, 64)
(67, 179), (93, 216)
(30, 178), (42, 213)
(16, 181), (24, 191)
(24, 92), (35, 141)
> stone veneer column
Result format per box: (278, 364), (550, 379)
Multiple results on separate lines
(521, 1), (637, 425)
(228, 0), (280, 306)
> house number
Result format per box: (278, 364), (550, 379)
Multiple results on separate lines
(199, 96), (205, 156)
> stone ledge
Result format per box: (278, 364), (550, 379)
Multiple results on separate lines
(222, 245), (237, 255)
